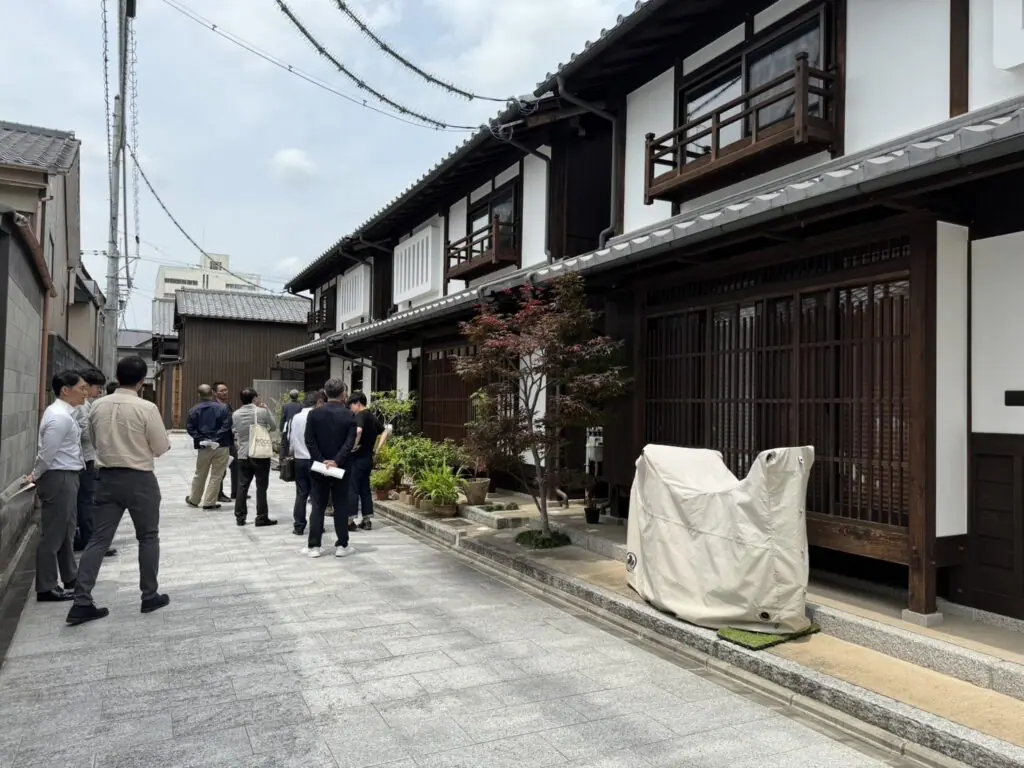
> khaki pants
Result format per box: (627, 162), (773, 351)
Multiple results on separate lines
(190, 446), (230, 507)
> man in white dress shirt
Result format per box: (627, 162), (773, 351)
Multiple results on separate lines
(29, 370), (89, 602)
(286, 390), (325, 536)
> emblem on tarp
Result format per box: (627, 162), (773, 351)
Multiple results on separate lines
(625, 552), (637, 572)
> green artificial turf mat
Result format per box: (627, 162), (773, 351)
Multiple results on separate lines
(717, 623), (820, 650)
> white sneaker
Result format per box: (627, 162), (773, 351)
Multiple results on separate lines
(300, 546), (322, 558)
(335, 545), (353, 558)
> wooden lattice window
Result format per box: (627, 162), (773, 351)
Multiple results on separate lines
(420, 346), (476, 442)
(643, 239), (911, 528)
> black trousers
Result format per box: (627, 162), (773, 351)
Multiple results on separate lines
(74, 460), (98, 550)
(308, 473), (350, 549)
(235, 458), (270, 522)
(349, 454), (374, 520)
(292, 459), (312, 533)
(221, 445), (239, 499)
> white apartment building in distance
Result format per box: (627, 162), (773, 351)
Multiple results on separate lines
(154, 252), (261, 298)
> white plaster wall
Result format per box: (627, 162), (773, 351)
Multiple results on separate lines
(972, 231), (1024, 435)
(447, 198), (468, 295)
(329, 356), (346, 386)
(845, 0), (950, 153)
(396, 348), (410, 397)
(624, 68), (674, 234)
(521, 148), (550, 269)
(495, 163), (520, 188)
(969, 0), (1024, 110)
(935, 222), (969, 538)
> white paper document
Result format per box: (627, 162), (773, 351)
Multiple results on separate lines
(311, 461), (345, 480)
(0, 479), (35, 506)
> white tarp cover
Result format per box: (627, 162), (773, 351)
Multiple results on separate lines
(626, 444), (815, 634)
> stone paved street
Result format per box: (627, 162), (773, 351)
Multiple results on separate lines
(0, 436), (915, 767)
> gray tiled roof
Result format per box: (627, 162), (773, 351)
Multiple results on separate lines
(152, 298), (177, 337)
(118, 329), (152, 348)
(277, 93), (1024, 360)
(175, 289), (308, 325)
(0, 121), (80, 174)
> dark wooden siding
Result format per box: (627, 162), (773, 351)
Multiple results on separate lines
(176, 318), (308, 423)
(635, 222), (919, 564)
(420, 343), (476, 442)
(968, 433), (1024, 619)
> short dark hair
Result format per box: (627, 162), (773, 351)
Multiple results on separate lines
(81, 369), (106, 387)
(116, 356), (148, 387)
(213, 381), (228, 391)
(316, 389), (328, 404)
(239, 388), (258, 405)
(324, 377), (347, 400)
(304, 390), (320, 404)
(105, 382), (118, 395)
(51, 370), (83, 398)
(347, 392), (367, 407)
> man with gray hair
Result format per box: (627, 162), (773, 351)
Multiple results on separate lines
(280, 389), (304, 462)
(301, 378), (357, 558)
(185, 384), (232, 509)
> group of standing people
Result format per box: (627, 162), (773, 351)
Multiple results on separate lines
(184, 376), (386, 559)
(30, 355), (171, 626)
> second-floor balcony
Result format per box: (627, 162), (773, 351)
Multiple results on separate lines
(307, 308), (331, 335)
(445, 216), (521, 282)
(645, 54), (838, 205)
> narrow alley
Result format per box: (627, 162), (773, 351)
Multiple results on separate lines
(0, 437), (922, 767)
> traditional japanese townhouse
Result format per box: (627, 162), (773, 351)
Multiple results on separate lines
(281, 0), (1024, 624)
(448, 0), (1024, 624)
(278, 95), (620, 452)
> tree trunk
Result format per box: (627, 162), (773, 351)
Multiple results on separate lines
(534, 461), (551, 535)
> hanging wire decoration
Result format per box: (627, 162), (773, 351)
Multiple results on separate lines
(328, 0), (506, 103)
(273, 0), (479, 131)
(159, 0), (477, 132)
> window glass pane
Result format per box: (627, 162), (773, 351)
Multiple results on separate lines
(748, 22), (821, 129)
(682, 68), (743, 163)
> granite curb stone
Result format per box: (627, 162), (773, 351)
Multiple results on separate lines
(375, 500), (1024, 768)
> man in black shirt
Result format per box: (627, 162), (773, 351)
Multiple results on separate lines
(302, 378), (357, 558)
(347, 392), (382, 532)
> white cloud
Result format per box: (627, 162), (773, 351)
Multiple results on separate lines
(270, 148), (318, 180)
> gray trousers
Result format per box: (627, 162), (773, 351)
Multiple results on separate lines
(35, 469), (80, 592)
(75, 468), (161, 606)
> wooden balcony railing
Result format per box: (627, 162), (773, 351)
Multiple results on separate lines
(445, 216), (520, 282)
(307, 308), (331, 334)
(644, 53), (837, 204)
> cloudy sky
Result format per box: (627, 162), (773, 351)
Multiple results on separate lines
(2, 0), (635, 330)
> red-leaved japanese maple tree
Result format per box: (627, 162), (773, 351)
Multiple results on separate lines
(455, 274), (628, 537)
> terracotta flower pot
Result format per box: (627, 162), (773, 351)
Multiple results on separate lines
(375, 489), (390, 501)
(462, 478), (489, 506)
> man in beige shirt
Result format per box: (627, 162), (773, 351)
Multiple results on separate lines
(67, 355), (172, 626)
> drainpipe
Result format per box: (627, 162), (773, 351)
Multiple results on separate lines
(555, 75), (622, 248)
(494, 133), (553, 265)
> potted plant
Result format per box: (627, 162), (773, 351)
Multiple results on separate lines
(415, 463), (461, 517)
(459, 398), (493, 506)
(371, 468), (393, 501)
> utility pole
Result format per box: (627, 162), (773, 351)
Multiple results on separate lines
(102, 0), (132, 378)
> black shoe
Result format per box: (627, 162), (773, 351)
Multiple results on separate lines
(254, 518), (278, 528)
(37, 588), (73, 602)
(141, 594), (170, 614)
(202, 504), (222, 510)
(105, 548), (117, 557)
(236, 518), (246, 526)
(62, 579), (76, 592)
(359, 519), (373, 531)
(218, 494), (231, 503)
(348, 521), (358, 532)
(292, 527), (305, 536)
(66, 603), (109, 625)
(185, 496), (199, 508)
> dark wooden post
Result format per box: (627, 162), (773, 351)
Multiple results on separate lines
(644, 132), (655, 206)
(794, 52), (810, 144)
(907, 217), (938, 618)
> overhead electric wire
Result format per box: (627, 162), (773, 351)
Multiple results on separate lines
(158, 0), (476, 133)
(126, 143), (274, 293)
(328, 0), (505, 103)
(273, 0), (478, 131)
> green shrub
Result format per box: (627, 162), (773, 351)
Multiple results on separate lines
(515, 530), (571, 549)
(413, 462), (461, 506)
(370, 469), (393, 491)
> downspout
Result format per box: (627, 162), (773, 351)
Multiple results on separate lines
(495, 134), (553, 265)
(39, 291), (52, 419)
(555, 75), (622, 248)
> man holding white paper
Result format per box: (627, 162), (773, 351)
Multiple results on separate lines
(302, 377), (357, 558)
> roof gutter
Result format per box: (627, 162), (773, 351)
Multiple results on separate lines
(556, 75), (622, 248)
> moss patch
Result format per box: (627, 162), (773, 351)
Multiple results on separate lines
(717, 623), (820, 650)
(515, 530), (571, 550)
